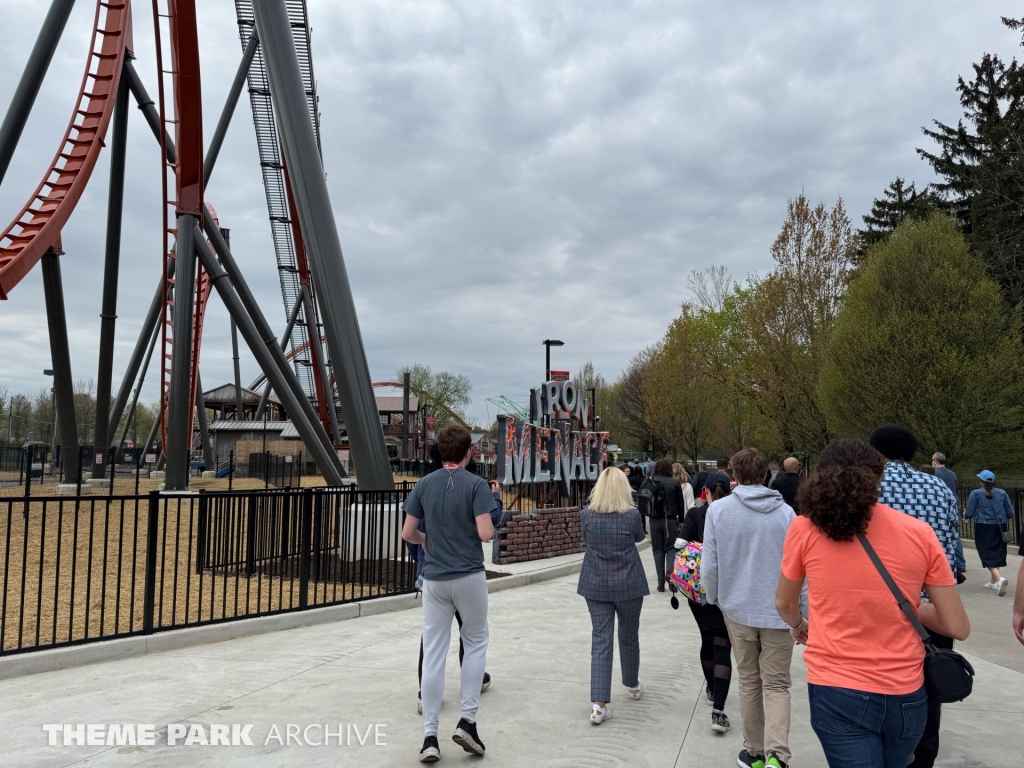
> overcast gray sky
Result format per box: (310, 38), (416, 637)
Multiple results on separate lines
(0, 0), (1020, 425)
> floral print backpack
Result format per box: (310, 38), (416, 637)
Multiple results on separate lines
(669, 541), (706, 606)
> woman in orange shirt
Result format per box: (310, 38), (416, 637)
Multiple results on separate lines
(775, 439), (969, 768)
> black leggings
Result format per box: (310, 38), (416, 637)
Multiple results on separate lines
(689, 602), (731, 711)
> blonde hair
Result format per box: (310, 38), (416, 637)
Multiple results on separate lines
(672, 463), (690, 484)
(588, 466), (635, 513)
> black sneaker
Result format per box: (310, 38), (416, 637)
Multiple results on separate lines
(452, 718), (485, 756)
(711, 710), (731, 733)
(481, 672), (491, 692)
(737, 749), (766, 768)
(419, 735), (440, 762)
(705, 685), (714, 707)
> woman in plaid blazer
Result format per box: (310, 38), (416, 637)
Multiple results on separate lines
(577, 466), (650, 724)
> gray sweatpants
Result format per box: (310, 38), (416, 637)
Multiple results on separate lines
(421, 571), (489, 737)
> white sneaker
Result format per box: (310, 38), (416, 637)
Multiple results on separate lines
(417, 698), (423, 714)
(984, 581), (996, 590)
(997, 577), (1009, 596)
(628, 680), (643, 700)
(590, 704), (611, 724)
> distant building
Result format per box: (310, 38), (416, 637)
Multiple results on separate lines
(201, 383), (283, 421)
(203, 393), (424, 465)
(471, 433), (497, 462)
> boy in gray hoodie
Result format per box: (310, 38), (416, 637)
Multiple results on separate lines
(702, 448), (798, 768)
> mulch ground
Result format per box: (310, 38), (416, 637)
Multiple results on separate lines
(0, 494), (405, 654)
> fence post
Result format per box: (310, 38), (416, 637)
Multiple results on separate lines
(264, 451), (269, 488)
(245, 493), (257, 576)
(143, 491), (160, 634)
(23, 444), (32, 497)
(299, 488), (312, 609)
(196, 490), (207, 574)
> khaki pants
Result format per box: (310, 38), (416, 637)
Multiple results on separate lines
(724, 616), (795, 764)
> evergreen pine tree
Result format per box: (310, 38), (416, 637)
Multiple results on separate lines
(917, 17), (1024, 304)
(858, 178), (947, 256)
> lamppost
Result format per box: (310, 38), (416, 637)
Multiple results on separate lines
(43, 369), (55, 474)
(542, 339), (564, 382)
(542, 339), (563, 427)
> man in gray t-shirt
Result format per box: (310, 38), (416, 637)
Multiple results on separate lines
(402, 426), (495, 762)
(405, 469), (495, 580)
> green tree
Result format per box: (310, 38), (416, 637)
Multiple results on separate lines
(859, 178), (948, 255)
(918, 17), (1024, 305)
(608, 346), (660, 451)
(820, 214), (1024, 468)
(733, 194), (857, 453)
(8, 393), (33, 444)
(394, 364), (473, 427)
(642, 309), (722, 465)
(73, 379), (96, 447)
(572, 360), (609, 428)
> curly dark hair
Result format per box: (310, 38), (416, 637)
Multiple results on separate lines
(653, 459), (673, 476)
(797, 439), (885, 542)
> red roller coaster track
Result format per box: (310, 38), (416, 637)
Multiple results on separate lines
(0, 0), (391, 489)
(0, 1), (132, 299)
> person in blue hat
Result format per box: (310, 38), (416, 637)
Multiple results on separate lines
(966, 469), (1015, 595)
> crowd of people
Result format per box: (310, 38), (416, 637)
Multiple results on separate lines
(401, 423), (1022, 767)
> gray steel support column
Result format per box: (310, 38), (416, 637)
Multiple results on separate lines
(201, 212), (337, 467)
(195, 372), (212, 470)
(126, 68), (336, 471)
(142, 404), (160, 455)
(115, 319), (159, 460)
(124, 60), (175, 164)
(93, 69), (130, 479)
(192, 224), (344, 485)
(203, 33), (258, 184)
(41, 248), (80, 484)
(106, 261), (173, 442)
(223, 227), (244, 421)
(255, 285), (305, 421)
(0, 0), (77, 186)
(253, 0), (392, 490)
(231, 319), (243, 419)
(164, 215), (197, 490)
(402, 372), (410, 460)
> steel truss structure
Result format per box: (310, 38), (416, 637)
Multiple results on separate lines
(0, 0), (393, 490)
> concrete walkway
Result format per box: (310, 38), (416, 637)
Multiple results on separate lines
(0, 549), (1020, 767)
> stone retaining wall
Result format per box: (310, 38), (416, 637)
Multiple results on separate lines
(493, 506), (583, 564)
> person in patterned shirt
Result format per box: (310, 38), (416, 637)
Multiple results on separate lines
(868, 425), (963, 768)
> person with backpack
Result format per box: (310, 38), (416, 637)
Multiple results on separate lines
(677, 472), (734, 734)
(776, 439), (970, 768)
(702, 448), (799, 768)
(640, 459), (685, 592)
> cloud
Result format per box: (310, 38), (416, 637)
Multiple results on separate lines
(0, 0), (1020, 426)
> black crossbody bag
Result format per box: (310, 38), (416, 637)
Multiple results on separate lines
(856, 533), (974, 703)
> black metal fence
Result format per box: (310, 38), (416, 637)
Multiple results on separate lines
(0, 485), (415, 656)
